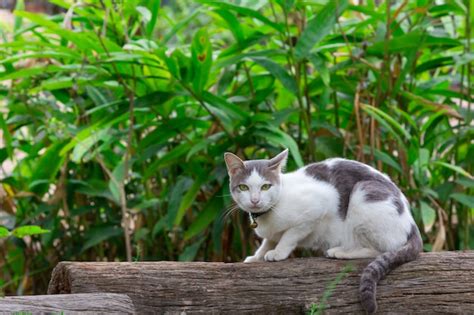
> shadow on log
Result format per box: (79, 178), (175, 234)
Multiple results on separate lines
(48, 251), (474, 314)
(0, 293), (135, 314)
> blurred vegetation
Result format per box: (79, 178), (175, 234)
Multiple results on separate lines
(0, 0), (472, 295)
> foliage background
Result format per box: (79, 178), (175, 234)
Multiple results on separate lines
(0, 0), (472, 295)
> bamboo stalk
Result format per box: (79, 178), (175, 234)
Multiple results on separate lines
(354, 84), (365, 162)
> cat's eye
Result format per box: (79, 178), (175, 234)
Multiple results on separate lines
(261, 184), (272, 191)
(238, 184), (249, 191)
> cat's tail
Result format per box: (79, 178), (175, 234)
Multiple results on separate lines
(359, 224), (422, 314)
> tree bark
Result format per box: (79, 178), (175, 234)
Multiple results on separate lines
(0, 293), (135, 314)
(48, 251), (474, 314)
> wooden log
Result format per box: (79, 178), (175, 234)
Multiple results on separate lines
(0, 293), (136, 314)
(48, 251), (474, 314)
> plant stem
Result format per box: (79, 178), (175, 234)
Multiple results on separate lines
(282, 5), (316, 160)
(96, 156), (132, 262)
(354, 84), (365, 162)
(90, 3), (135, 261)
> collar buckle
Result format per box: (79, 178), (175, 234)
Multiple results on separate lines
(249, 209), (271, 229)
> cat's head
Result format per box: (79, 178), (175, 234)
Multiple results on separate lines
(224, 149), (288, 214)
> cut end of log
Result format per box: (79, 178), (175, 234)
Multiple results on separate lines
(48, 261), (72, 294)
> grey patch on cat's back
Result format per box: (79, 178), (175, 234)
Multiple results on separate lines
(392, 198), (404, 215)
(359, 181), (393, 201)
(357, 180), (404, 214)
(305, 159), (404, 218)
(305, 163), (331, 182)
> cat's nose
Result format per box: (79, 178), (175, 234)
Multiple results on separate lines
(251, 198), (259, 205)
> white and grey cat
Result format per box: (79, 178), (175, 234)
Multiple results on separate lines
(224, 149), (422, 314)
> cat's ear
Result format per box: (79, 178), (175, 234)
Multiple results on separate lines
(268, 149), (288, 173)
(224, 152), (245, 176)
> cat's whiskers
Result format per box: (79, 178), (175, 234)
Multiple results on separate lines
(220, 203), (240, 222)
(216, 193), (232, 198)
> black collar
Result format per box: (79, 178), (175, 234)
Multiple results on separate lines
(250, 209), (272, 220)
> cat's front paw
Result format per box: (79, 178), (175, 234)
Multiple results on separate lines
(264, 249), (288, 262)
(327, 246), (350, 259)
(326, 246), (343, 258)
(243, 255), (262, 263)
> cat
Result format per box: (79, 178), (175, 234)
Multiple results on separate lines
(224, 149), (422, 314)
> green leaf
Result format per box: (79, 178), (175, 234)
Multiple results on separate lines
(215, 48), (283, 69)
(186, 140), (210, 161)
(275, 0), (295, 11)
(184, 197), (221, 240)
(367, 31), (461, 56)
(138, 123), (181, 154)
(71, 128), (110, 163)
(191, 28), (213, 94)
(420, 109), (448, 134)
(0, 64), (106, 81)
(0, 51), (80, 65)
(135, 198), (161, 210)
(144, 143), (192, 179)
(392, 46), (419, 95)
(202, 91), (249, 121)
(146, 0), (161, 38)
(255, 127), (304, 167)
(13, 0), (25, 37)
(347, 4), (384, 20)
(218, 34), (273, 60)
(199, 1), (283, 33)
(450, 193), (474, 208)
(158, 50), (181, 79)
(420, 202), (436, 231)
(362, 146), (402, 173)
(214, 9), (245, 43)
(134, 227), (150, 243)
(252, 57), (298, 95)
(14, 11), (105, 52)
(415, 57), (454, 74)
(201, 105), (234, 134)
(0, 226), (9, 238)
(152, 216), (168, 237)
(30, 141), (67, 194)
(166, 177), (193, 228)
(295, 0), (349, 60)
(392, 106), (418, 133)
(308, 53), (330, 87)
(108, 159), (127, 205)
(161, 9), (201, 44)
(428, 3), (466, 16)
(401, 91), (462, 120)
(0, 114), (13, 158)
(179, 237), (205, 261)
(433, 162), (473, 179)
(86, 86), (111, 107)
(32, 76), (94, 92)
(174, 178), (203, 226)
(81, 225), (122, 252)
(61, 113), (128, 157)
(361, 104), (410, 143)
(136, 6), (152, 24)
(11, 226), (50, 238)
(457, 178), (474, 189)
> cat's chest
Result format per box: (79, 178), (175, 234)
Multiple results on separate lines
(254, 222), (283, 241)
(254, 208), (338, 244)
